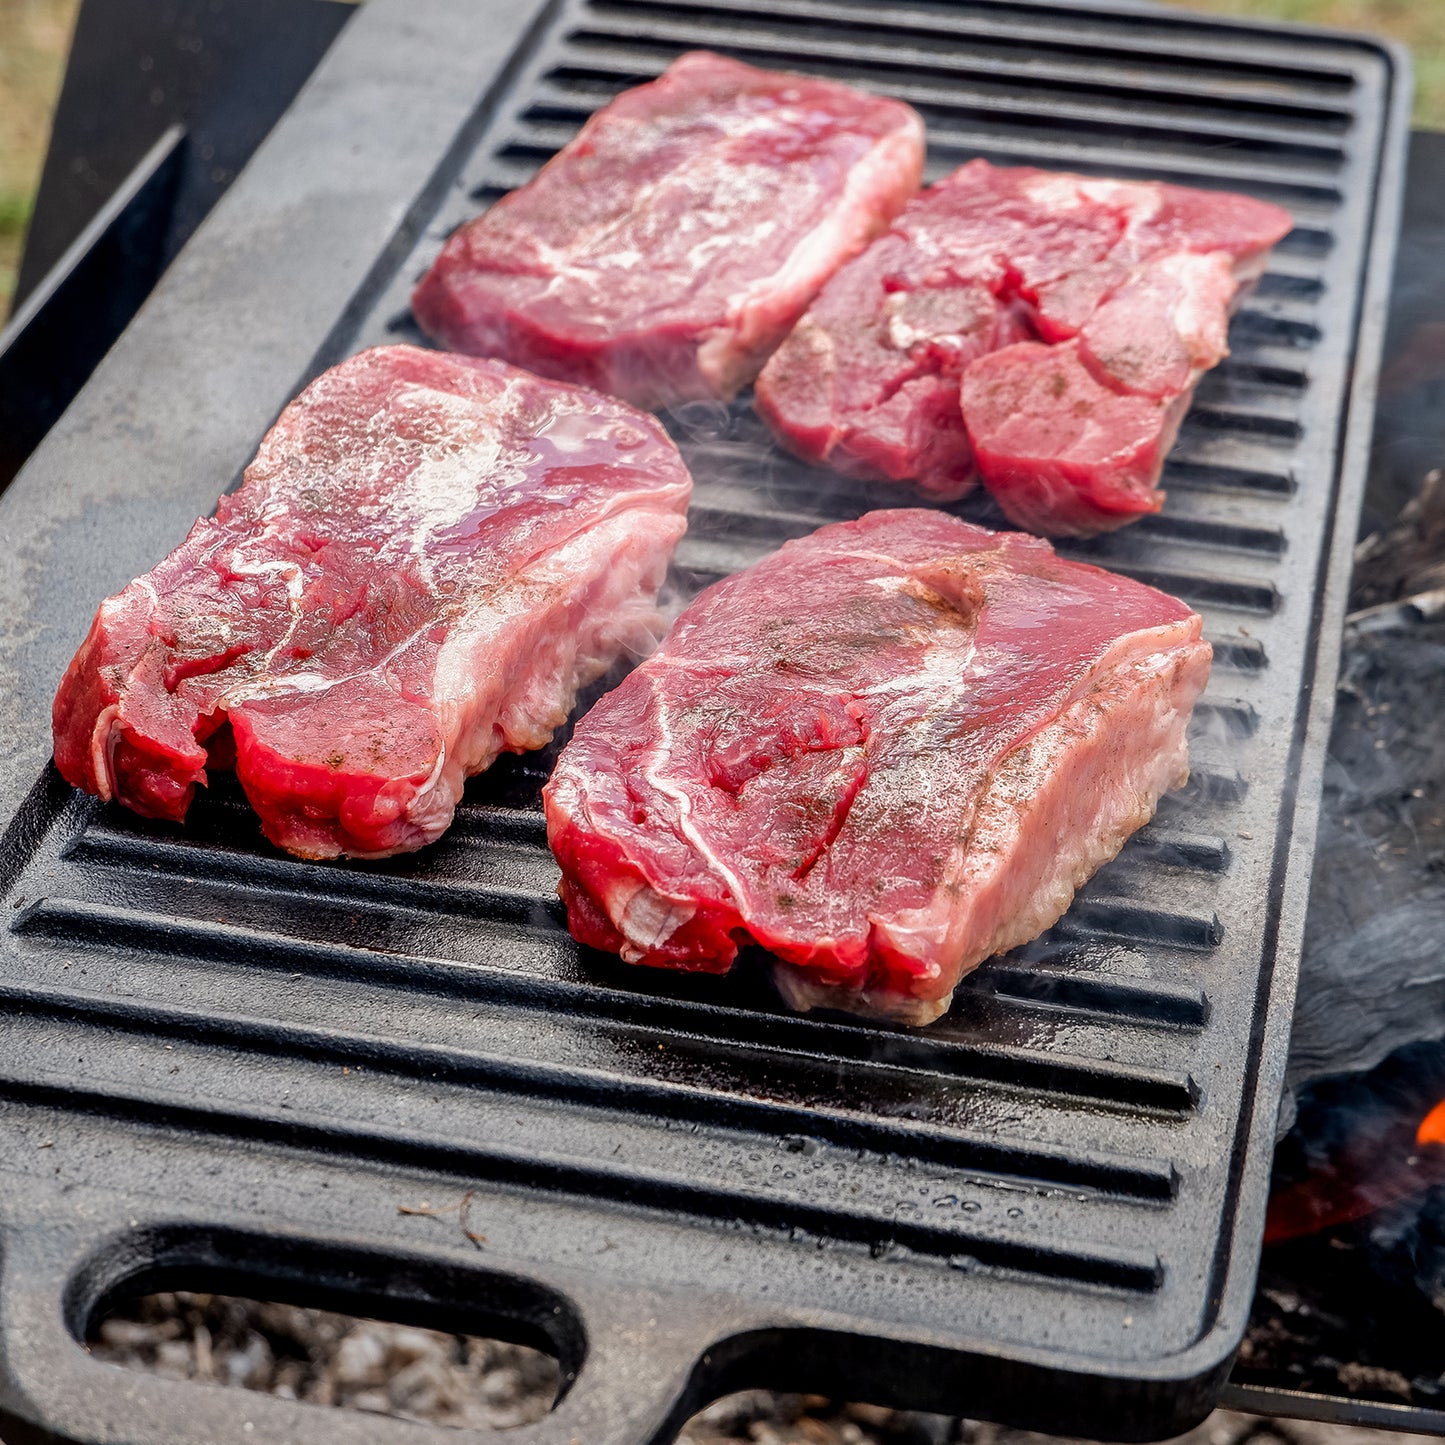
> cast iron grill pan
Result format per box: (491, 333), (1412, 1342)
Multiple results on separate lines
(0, 2), (1408, 1442)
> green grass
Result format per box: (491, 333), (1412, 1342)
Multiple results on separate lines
(0, 189), (31, 234)
(0, 0), (79, 317)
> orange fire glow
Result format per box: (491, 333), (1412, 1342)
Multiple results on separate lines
(1264, 1098), (1445, 1245)
(1417, 1099), (1445, 1148)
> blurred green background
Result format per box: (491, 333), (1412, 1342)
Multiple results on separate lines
(1, 0), (1442, 317)
(1, 0), (77, 313)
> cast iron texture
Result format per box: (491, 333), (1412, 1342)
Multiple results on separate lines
(12, 0), (355, 312)
(0, 0), (355, 488)
(0, 1), (1410, 1442)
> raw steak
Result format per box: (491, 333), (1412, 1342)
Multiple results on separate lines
(1077, 250), (1236, 400)
(1017, 171), (1288, 341)
(755, 161), (1123, 498)
(545, 509), (1211, 1024)
(960, 339), (1194, 537)
(752, 232), (1029, 498)
(52, 345), (692, 859)
(754, 159), (1291, 532)
(411, 50), (924, 410)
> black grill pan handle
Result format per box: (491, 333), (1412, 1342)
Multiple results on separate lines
(528, 1280), (749, 1445)
(0, 1211), (747, 1445)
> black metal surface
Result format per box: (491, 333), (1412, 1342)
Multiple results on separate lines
(0, 0), (353, 492)
(12, 0), (354, 313)
(0, 127), (186, 489)
(1223, 1385), (1445, 1435)
(0, 1), (1409, 1442)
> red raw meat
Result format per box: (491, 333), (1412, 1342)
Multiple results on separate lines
(545, 509), (1211, 1024)
(412, 51), (924, 410)
(754, 159), (1292, 534)
(1020, 172), (1288, 340)
(960, 340), (1192, 536)
(753, 161), (1119, 498)
(53, 346), (692, 859)
(1077, 251), (1236, 400)
(753, 232), (1028, 498)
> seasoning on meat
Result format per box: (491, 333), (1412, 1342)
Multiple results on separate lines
(959, 339), (1194, 538)
(544, 508), (1212, 1024)
(754, 159), (1292, 534)
(411, 50), (924, 411)
(753, 234), (1028, 498)
(52, 345), (692, 859)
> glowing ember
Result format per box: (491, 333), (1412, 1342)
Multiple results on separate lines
(1416, 1098), (1445, 1147)
(1264, 1098), (1445, 1245)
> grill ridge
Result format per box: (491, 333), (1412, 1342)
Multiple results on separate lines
(11, 894), (1203, 1111)
(0, 1069), (1168, 1293)
(0, 944), (1186, 1202)
(575, 1), (1362, 89)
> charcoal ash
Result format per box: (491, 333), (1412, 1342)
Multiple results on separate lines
(1350, 470), (1445, 612)
(1285, 469), (1445, 1102)
(1285, 629), (1445, 1097)
(88, 1292), (560, 1431)
(88, 1294), (953, 1441)
(1243, 1039), (1445, 1407)
(90, 1293), (1378, 1445)
(683, 1393), (955, 1444)
(1240, 1224), (1445, 1410)
(1236, 462), (1445, 1405)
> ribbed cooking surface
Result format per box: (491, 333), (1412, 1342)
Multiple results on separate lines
(0, 0), (1404, 1435)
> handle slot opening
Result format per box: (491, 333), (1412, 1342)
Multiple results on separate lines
(69, 1224), (583, 1433)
